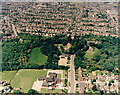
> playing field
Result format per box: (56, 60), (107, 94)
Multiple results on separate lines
(39, 88), (62, 93)
(11, 69), (47, 93)
(28, 47), (48, 65)
(2, 71), (17, 82)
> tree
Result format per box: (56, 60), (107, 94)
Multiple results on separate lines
(28, 89), (38, 94)
(93, 79), (96, 82)
(108, 82), (112, 91)
(9, 85), (13, 90)
(76, 84), (79, 88)
(105, 63), (114, 72)
(68, 56), (70, 60)
(13, 90), (23, 94)
(60, 46), (64, 53)
(92, 84), (97, 92)
(110, 79), (114, 83)
(69, 47), (74, 54)
(93, 52), (101, 62)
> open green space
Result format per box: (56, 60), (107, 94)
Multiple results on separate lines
(11, 69), (47, 93)
(39, 88), (62, 93)
(63, 70), (67, 79)
(2, 71), (17, 82)
(85, 48), (99, 59)
(57, 74), (61, 78)
(28, 47), (48, 65)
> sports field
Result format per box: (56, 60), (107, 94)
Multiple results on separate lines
(2, 71), (17, 82)
(11, 69), (47, 93)
(39, 88), (62, 93)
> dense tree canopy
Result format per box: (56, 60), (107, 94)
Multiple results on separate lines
(2, 33), (119, 74)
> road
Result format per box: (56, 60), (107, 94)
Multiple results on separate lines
(12, 24), (18, 36)
(68, 54), (76, 93)
(12, 24), (23, 42)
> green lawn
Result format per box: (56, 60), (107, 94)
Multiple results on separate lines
(28, 47), (48, 65)
(57, 74), (61, 78)
(63, 70), (67, 79)
(85, 48), (99, 59)
(2, 71), (17, 82)
(11, 69), (47, 93)
(39, 88), (62, 93)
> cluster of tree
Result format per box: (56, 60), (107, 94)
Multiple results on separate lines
(82, 9), (89, 18)
(2, 34), (70, 71)
(2, 33), (119, 74)
(89, 42), (103, 49)
(2, 38), (32, 71)
(80, 34), (119, 74)
(68, 36), (89, 68)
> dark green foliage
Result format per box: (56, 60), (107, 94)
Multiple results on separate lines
(64, 79), (68, 87)
(82, 34), (119, 73)
(92, 79), (96, 82)
(110, 79), (114, 83)
(2, 33), (119, 74)
(28, 89), (38, 94)
(76, 84), (79, 88)
(13, 90), (23, 94)
(92, 84), (97, 92)
(2, 39), (31, 71)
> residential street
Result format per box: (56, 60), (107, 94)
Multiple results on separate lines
(68, 54), (76, 93)
(12, 24), (23, 42)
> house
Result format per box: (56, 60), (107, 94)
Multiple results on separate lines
(60, 54), (66, 58)
(89, 83), (93, 89)
(97, 75), (106, 80)
(66, 43), (72, 49)
(55, 78), (61, 83)
(46, 77), (54, 83)
(48, 72), (57, 78)
(58, 54), (68, 66)
(89, 46), (94, 51)
(48, 86), (53, 91)
(88, 75), (96, 80)
(0, 81), (4, 84)
(78, 67), (83, 81)
(115, 75), (119, 80)
(64, 43), (72, 51)
(79, 83), (85, 94)
(42, 81), (49, 87)
(51, 84), (56, 88)
(38, 77), (46, 81)
(0, 87), (4, 92)
(60, 54), (69, 59)
(110, 84), (115, 92)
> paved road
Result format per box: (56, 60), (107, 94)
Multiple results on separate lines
(69, 54), (76, 93)
(12, 24), (18, 36)
(12, 24), (23, 42)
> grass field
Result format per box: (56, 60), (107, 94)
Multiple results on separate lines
(85, 48), (99, 59)
(2, 71), (17, 82)
(28, 47), (48, 65)
(11, 69), (47, 93)
(57, 74), (61, 78)
(39, 88), (62, 93)
(63, 70), (67, 79)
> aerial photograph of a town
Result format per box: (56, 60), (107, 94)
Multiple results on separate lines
(0, 0), (119, 94)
